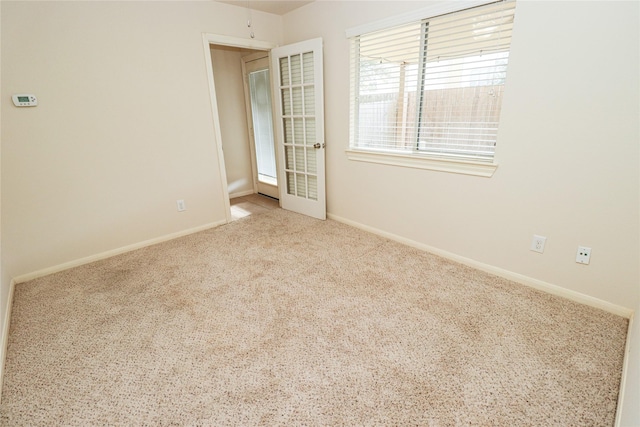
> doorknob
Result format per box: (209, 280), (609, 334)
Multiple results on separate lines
(313, 143), (325, 149)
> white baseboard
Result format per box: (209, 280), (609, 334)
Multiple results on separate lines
(14, 221), (226, 284)
(2, 220), (225, 400)
(0, 279), (16, 403)
(229, 190), (255, 199)
(615, 311), (637, 427)
(327, 213), (633, 318)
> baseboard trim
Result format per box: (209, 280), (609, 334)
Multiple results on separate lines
(327, 213), (633, 318)
(615, 311), (636, 427)
(0, 279), (16, 403)
(229, 190), (255, 199)
(14, 221), (226, 284)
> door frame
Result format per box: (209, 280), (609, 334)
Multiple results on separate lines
(202, 33), (277, 224)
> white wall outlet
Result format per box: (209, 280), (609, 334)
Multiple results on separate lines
(576, 246), (592, 265)
(530, 235), (546, 253)
(176, 199), (186, 212)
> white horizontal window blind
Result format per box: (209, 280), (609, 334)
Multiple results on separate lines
(349, 0), (516, 161)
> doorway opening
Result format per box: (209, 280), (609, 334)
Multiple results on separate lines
(202, 34), (278, 224)
(203, 34), (326, 223)
(208, 42), (279, 221)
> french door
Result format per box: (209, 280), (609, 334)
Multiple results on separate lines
(271, 38), (326, 220)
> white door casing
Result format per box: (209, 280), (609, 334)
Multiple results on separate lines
(271, 38), (326, 220)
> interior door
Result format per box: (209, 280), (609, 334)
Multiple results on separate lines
(271, 38), (326, 220)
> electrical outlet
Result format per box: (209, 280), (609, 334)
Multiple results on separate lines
(176, 199), (186, 212)
(530, 235), (546, 253)
(576, 246), (591, 265)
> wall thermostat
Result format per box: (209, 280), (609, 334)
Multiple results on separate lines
(12, 94), (38, 107)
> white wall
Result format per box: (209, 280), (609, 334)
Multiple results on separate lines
(283, 0), (640, 311)
(1, 1), (282, 274)
(211, 46), (256, 198)
(0, 0), (282, 375)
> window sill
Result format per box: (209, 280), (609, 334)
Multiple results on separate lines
(345, 149), (498, 177)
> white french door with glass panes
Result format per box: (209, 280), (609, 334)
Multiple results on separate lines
(271, 38), (326, 220)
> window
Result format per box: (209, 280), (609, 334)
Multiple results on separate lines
(348, 1), (516, 176)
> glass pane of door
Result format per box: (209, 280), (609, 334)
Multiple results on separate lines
(279, 52), (318, 200)
(248, 69), (277, 186)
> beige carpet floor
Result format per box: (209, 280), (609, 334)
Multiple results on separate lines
(0, 209), (628, 426)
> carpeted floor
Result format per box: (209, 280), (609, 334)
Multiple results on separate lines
(0, 209), (628, 426)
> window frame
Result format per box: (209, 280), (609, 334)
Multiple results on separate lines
(345, 0), (513, 177)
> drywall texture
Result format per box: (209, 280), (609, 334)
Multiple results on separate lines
(210, 46), (255, 198)
(0, 1), (282, 343)
(283, 1), (640, 311)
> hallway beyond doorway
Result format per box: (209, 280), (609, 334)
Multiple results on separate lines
(230, 194), (279, 221)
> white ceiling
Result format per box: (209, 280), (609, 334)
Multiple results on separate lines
(216, 1), (314, 16)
